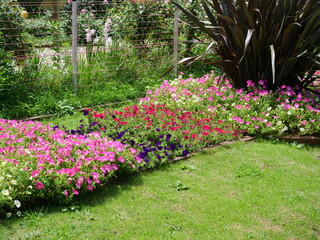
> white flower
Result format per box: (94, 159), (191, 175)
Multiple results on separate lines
(315, 97), (319, 102)
(7, 213), (12, 218)
(85, 28), (96, 42)
(1, 189), (9, 196)
(16, 211), (22, 217)
(14, 200), (21, 208)
(277, 121), (282, 125)
(287, 111), (292, 115)
(300, 128), (305, 132)
(267, 107), (272, 111)
(104, 18), (112, 39)
(280, 126), (288, 133)
(11, 180), (17, 185)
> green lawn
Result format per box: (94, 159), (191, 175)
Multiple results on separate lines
(1, 140), (319, 240)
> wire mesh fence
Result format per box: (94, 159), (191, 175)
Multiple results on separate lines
(1, 0), (178, 88)
(0, 0), (210, 119)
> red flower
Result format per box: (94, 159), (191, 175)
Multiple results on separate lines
(202, 125), (211, 131)
(202, 132), (209, 136)
(119, 121), (128, 125)
(214, 127), (224, 134)
(93, 113), (105, 119)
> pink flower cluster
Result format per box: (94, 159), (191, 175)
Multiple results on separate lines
(140, 72), (319, 135)
(0, 119), (139, 205)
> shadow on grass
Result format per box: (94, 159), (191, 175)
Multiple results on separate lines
(0, 173), (143, 228)
(0, 160), (182, 229)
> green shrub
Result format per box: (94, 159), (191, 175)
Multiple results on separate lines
(173, 0), (320, 91)
(106, 1), (175, 52)
(0, 47), (20, 98)
(0, 0), (30, 60)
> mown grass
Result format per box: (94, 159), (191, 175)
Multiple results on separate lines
(0, 140), (319, 240)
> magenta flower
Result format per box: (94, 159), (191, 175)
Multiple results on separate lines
(246, 80), (255, 87)
(86, 178), (92, 184)
(35, 181), (44, 189)
(72, 189), (79, 195)
(63, 190), (69, 197)
(31, 170), (40, 178)
(235, 104), (242, 109)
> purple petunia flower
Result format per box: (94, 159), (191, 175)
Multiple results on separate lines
(165, 134), (172, 142)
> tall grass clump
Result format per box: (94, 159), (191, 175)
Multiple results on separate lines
(172, 0), (320, 91)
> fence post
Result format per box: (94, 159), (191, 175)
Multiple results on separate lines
(72, 0), (78, 94)
(173, 8), (179, 77)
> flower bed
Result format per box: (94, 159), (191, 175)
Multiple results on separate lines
(140, 72), (319, 136)
(1, 72), (319, 217)
(0, 120), (140, 217)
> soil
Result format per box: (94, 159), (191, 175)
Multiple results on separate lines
(276, 135), (320, 146)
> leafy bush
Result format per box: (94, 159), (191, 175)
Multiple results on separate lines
(17, 0), (43, 13)
(0, 48), (19, 97)
(105, 1), (175, 51)
(173, 0), (320, 91)
(0, 0), (30, 59)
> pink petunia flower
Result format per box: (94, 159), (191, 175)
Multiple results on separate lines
(72, 189), (79, 195)
(35, 181), (44, 189)
(63, 190), (69, 197)
(31, 170), (40, 178)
